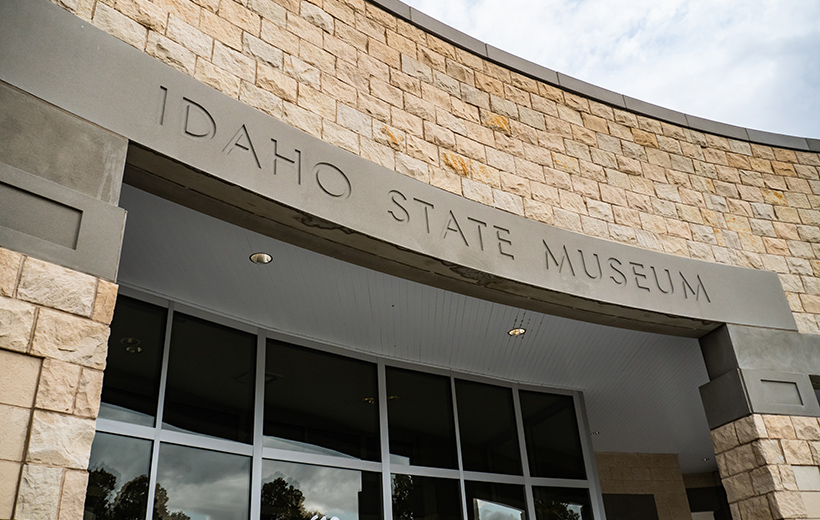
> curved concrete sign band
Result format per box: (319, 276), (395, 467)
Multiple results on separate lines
(0, 0), (796, 335)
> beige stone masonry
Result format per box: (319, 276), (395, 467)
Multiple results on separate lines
(17, 258), (97, 318)
(711, 414), (820, 519)
(0, 246), (117, 520)
(50, 0), (820, 332)
(596, 452), (692, 520)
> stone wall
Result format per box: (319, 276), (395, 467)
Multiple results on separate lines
(711, 414), (820, 519)
(50, 0), (820, 332)
(0, 246), (116, 520)
(596, 452), (692, 520)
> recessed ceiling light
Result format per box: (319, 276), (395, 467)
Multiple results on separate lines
(508, 328), (526, 336)
(702, 457), (710, 462)
(250, 252), (272, 264)
(121, 337), (142, 354)
(591, 431), (600, 436)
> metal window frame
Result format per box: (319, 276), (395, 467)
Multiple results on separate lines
(93, 287), (605, 520)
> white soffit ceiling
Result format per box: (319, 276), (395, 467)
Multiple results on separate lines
(117, 184), (715, 474)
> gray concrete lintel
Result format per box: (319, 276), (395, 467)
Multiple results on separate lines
(699, 324), (820, 428)
(0, 161), (127, 281)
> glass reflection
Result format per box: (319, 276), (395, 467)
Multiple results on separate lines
(155, 443), (251, 520)
(519, 392), (586, 480)
(163, 313), (256, 444)
(84, 432), (153, 520)
(456, 380), (522, 475)
(386, 368), (458, 469)
(391, 475), (461, 520)
(100, 296), (166, 426)
(465, 482), (526, 520)
(264, 341), (380, 461)
(474, 500), (524, 520)
(260, 460), (381, 520)
(532, 487), (592, 520)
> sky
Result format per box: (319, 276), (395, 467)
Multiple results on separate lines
(401, 0), (820, 139)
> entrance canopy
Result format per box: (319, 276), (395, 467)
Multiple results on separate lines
(118, 183), (714, 474)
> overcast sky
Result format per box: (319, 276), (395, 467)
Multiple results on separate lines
(401, 0), (820, 139)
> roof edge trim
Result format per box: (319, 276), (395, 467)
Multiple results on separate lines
(368, 0), (816, 151)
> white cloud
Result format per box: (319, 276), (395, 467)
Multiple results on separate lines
(402, 0), (820, 138)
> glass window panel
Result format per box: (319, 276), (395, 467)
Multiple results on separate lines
(100, 296), (166, 426)
(264, 341), (380, 461)
(464, 482), (527, 520)
(519, 392), (586, 480)
(155, 443), (251, 520)
(260, 460), (381, 520)
(84, 432), (153, 520)
(386, 367), (458, 469)
(532, 487), (593, 520)
(391, 475), (462, 520)
(456, 380), (522, 475)
(163, 313), (256, 443)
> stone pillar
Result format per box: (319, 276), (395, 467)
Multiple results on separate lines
(0, 246), (117, 520)
(711, 414), (820, 520)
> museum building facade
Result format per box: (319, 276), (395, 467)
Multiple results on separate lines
(2, 0), (820, 519)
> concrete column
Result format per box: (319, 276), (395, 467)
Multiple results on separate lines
(0, 81), (127, 520)
(0, 247), (118, 520)
(699, 326), (820, 519)
(711, 414), (820, 519)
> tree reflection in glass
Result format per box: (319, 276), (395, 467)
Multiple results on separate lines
(532, 487), (592, 520)
(154, 443), (251, 520)
(464, 482), (526, 520)
(391, 474), (461, 520)
(84, 432), (156, 520)
(260, 460), (381, 520)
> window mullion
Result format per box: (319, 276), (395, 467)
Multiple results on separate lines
(250, 330), (266, 520)
(146, 301), (174, 520)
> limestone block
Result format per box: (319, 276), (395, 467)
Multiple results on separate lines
(91, 281), (118, 325)
(0, 460), (21, 519)
(194, 59), (241, 99)
(27, 411), (95, 470)
(723, 471), (755, 502)
(754, 440), (786, 466)
(14, 464), (63, 520)
(240, 81), (284, 118)
(737, 495), (773, 520)
(765, 416), (797, 440)
(74, 368), (105, 419)
(0, 297), (37, 353)
(724, 444), (758, 476)
(0, 248), (22, 297)
(0, 348), (41, 407)
(35, 359), (81, 414)
(794, 466), (820, 491)
(31, 309), (109, 369)
(783, 440), (814, 465)
(0, 404), (31, 462)
(711, 422), (740, 454)
(781, 465), (800, 491)
(803, 491), (820, 518)
(752, 465), (784, 494)
(92, 3), (148, 49)
(768, 491), (807, 519)
(167, 17), (214, 58)
(17, 259), (96, 317)
(735, 415), (769, 444)
(146, 31), (196, 76)
(58, 470), (89, 520)
(493, 189), (524, 216)
(301, 1), (333, 32)
(218, 0), (261, 34)
(793, 417), (820, 441)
